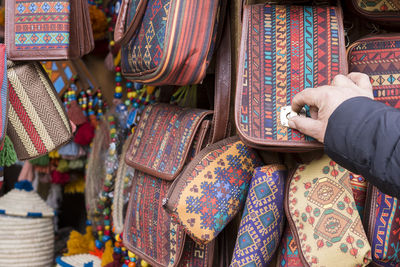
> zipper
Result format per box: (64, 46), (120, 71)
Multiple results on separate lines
(284, 165), (311, 267)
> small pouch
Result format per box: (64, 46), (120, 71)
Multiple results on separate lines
(163, 136), (263, 245)
(276, 226), (303, 267)
(7, 61), (72, 160)
(285, 155), (371, 267)
(235, 4), (347, 151)
(364, 185), (400, 267)
(230, 165), (286, 267)
(123, 103), (213, 267)
(348, 0), (400, 25)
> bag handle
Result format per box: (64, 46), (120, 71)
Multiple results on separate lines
(114, 0), (148, 45)
(210, 10), (231, 143)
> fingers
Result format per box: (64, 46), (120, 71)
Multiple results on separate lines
(291, 87), (325, 113)
(347, 72), (374, 98)
(288, 116), (324, 143)
(331, 74), (357, 88)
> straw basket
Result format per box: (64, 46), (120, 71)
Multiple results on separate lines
(0, 181), (54, 267)
(56, 254), (101, 267)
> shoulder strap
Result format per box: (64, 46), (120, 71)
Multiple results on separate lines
(211, 11), (231, 144)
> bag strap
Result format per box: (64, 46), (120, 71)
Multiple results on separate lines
(210, 11), (231, 144)
(114, 0), (148, 45)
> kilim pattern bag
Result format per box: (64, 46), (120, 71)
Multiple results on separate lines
(163, 136), (263, 245)
(7, 61), (72, 160)
(230, 165), (286, 267)
(123, 103), (214, 267)
(6, 0), (94, 60)
(285, 155), (371, 267)
(348, 0), (400, 24)
(114, 0), (224, 86)
(349, 172), (368, 218)
(235, 4), (347, 151)
(364, 185), (400, 267)
(276, 226), (304, 267)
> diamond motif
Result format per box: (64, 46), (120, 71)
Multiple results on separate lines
(259, 209), (276, 229)
(29, 3), (37, 12)
(17, 4), (25, 13)
(42, 3), (50, 12)
(307, 177), (344, 208)
(315, 208), (352, 243)
(254, 182), (272, 200)
(238, 232), (254, 250)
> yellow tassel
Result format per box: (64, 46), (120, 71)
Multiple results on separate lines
(64, 230), (89, 256)
(101, 240), (114, 267)
(64, 178), (86, 194)
(114, 51), (121, 67)
(49, 150), (60, 159)
(84, 226), (96, 252)
(57, 159), (69, 173)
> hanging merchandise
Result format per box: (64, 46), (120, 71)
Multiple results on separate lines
(41, 61), (79, 96)
(348, 0), (400, 25)
(0, 44), (8, 188)
(285, 155), (371, 267)
(7, 61), (73, 160)
(235, 4), (347, 151)
(230, 165), (286, 267)
(5, 0), (94, 60)
(115, 0), (226, 85)
(56, 254), (102, 267)
(0, 181), (55, 267)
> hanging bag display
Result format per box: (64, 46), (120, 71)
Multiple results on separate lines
(235, 4), (347, 151)
(347, 0), (400, 25)
(114, 0), (225, 85)
(7, 61), (73, 160)
(6, 0), (94, 60)
(285, 155), (371, 267)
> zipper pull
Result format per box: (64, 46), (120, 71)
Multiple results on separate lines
(162, 197), (168, 206)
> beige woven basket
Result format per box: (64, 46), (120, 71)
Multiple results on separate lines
(112, 135), (134, 234)
(0, 181), (54, 267)
(56, 254), (101, 267)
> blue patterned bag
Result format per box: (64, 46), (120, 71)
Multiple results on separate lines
(230, 165), (286, 267)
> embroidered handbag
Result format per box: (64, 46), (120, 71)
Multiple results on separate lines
(163, 136), (263, 245)
(235, 4), (347, 151)
(114, 0), (225, 86)
(122, 103), (214, 267)
(7, 61), (73, 160)
(276, 226), (304, 267)
(364, 185), (400, 267)
(285, 155), (371, 267)
(229, 165), (286, 267)
(348, 0), (400, 25)
(6, 0), (94, 60)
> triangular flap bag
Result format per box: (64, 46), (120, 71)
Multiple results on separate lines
(235, 4), (347, 151)
(285, 155), (371, 267)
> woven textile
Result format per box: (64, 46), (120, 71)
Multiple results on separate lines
(125, 103), (212, 180)
(7, 61), (72, 160)
(286, 155), (371, 267)
(120, 0), (220, 85)
(349, 172), (368, 218)
(365, 185), (400, 267)
(356, 0), (400, 11)
(236, 4), (346, 149)
(177, 237), (213, 267)
(277, 226), (303, 267)
(123, 171), (185, 267)
(348, 36), (400, 109)
(230, 165), (286, 267)
(12, 0), (70, 51)
(0, 45), (6, 145)
(164, 136), (263, 245)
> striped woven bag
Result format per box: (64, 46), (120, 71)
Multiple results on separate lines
(7, 61), (72, 160)
(114, 0), (225, 86)
(0, 44), (7, 188)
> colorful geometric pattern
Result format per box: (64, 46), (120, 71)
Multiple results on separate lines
(277, 226), (303, 267)
(356, 0), (400, 11)
(123, 171), (185, 267)
(125, 103), (212, 181)
(366, 186), (400, 267)
(41, 61), (77, 95)
(230, 165), (286, 267)
(236, 5), (346, 148)
(13, 0), (70, 50)
(348, 37), (400, 110)
(7, 61), (72, 160)
(177, 237), (212, 267)
(121, 0), (220, 85)
(165, 136), (263, 245)
(349, 173), (368, 218)
(286, 155), (371, 266)
(0, 45), (7, 144)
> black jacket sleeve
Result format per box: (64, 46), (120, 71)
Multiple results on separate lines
(324, 96), (400, 198)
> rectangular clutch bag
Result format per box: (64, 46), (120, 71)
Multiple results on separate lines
(235, 4), (347, 151)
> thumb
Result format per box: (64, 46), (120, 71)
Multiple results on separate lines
(288, 116), (324, 142)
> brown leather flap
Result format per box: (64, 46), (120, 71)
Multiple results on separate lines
(125, 103), (213, 181)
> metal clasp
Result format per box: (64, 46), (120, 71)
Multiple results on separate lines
(280, 106), (307, 127)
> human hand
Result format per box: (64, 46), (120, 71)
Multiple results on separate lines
(288, 72), (374, 143)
